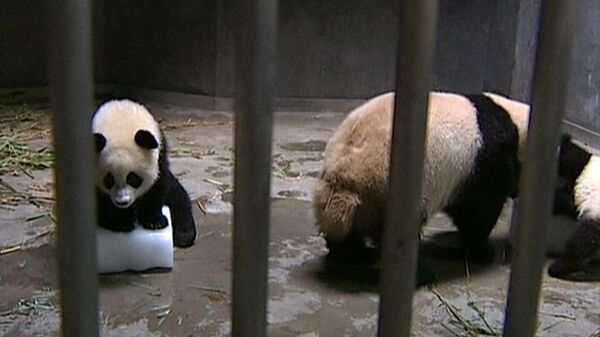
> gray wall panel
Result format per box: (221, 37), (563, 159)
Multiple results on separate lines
(215, 0), (516, 98)
(564, 1), (600, 133)
(0, 1), (48, 87)
(2, 0), (597, 141)
(101, 0), (217, 95)
(0, 0), (520, 99)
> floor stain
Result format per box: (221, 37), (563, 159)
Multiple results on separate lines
(280, 140), (327, 152)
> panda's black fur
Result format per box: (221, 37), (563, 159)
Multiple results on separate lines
(442, 94), (522, 257)
(548, 135), (600, 277)
(314, 91), (529, 262)
(94, 100), (196, 248)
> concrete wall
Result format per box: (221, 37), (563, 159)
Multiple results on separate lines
(563, 0), (600, 142)
(215, 0), (522, 99)
(1, 0), (526, 99)
(0, 1), (49, 88)
(1, 0), (598, 141)
(99, 0), (217, 95)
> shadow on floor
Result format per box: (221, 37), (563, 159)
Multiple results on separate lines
(311, 231), (510, 293)
(313, 229), (600, 294)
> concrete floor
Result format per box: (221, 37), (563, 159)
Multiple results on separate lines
(0, 102), (599, 337)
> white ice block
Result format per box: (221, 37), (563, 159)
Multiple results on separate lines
(96, 206), (174, 274)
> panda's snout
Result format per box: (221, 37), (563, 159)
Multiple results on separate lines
(114, 199), (131, 208)
(113, 189), (134, 208)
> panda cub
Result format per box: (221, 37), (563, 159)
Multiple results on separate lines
(314, 91), (529, 260)
(548, 135), (600, 277)
(93, 99), (196, 247)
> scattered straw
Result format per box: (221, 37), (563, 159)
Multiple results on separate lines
(540, 321), (564, 333)
(161, 118), (197, 130)
(0, 227), (54, 255)
(196, 231), (215, 241)
(204, 177), (224, 186)
(26, 210), (57, 224)
(539, 311), (576, 321)
(196, 199), (207, 214)
(188, 284), (227, 295)
(0, 293), (55, 317)
(272, 157), (303, 179)
(0, 246), (21, 255)
(170, 147), (216, 159)
(126, 281), (162, 297)
(189, 284), (229, 302)
(0, 102), (53, 177)
(0, 135), (53, 176)
(203, 178), (233, 194)
(157, 307), (171, 326)
(147, 303), (172, 326)
(0, 178), (54, 208)
(429, 286), (501, 337)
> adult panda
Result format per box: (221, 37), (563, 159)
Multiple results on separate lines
(314, 91), (529, 260)
(93, 99), (197, 247)
(547, 134), (600, 277)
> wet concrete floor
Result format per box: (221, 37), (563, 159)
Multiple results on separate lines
(0, 102), (599, 336)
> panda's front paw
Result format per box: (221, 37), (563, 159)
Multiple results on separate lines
(139, 213), (168, 230)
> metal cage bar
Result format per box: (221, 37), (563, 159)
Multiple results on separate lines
(49, 1), (100, 337)
(377, 1), (439, 337)
(503, 2), (576, 337)
(231, 0), (277, 336)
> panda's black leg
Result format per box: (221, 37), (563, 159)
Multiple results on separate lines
(548, 219), (600, 277)
(134, 172), (169, 230)
(445, 194), (506, 263)
(325, 233), (368, 260)
(136, 189), (168, 230)
(97, 192), (135, 232)
(165, 172), (197, 247)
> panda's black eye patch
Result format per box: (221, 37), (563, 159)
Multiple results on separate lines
(94, 133), (106, 153)
(103, 173), (115, 189)
(126, 172), (143, 188)
(135, 130), (159, 149)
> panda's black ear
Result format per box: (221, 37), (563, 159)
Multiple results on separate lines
(94, 133), (106, 153)
(135, 130), (159, 149)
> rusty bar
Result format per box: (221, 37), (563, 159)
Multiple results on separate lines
(377, 1), (438, 337)
(49, 1), (99, 336)
(231, 0), (277, 336)
(503, 2), (576, 337)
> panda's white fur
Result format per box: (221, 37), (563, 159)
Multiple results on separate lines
(315, 91), (529, 256)
(92, 99), (197, 247)
(575, 156), (600, 219)
(93, 100), (160, 207)
(548, 138), (600, 277)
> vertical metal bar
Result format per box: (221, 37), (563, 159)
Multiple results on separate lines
(377, 1), (438, 337)
(231, 0), (277, 336)
(49, 1), (99, 337)
(503, 2), (575, 337)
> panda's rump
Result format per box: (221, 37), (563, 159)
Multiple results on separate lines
(421, 93), (484, 216)
(424, 92), (521, 213)
(321, 92), (393, 196)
